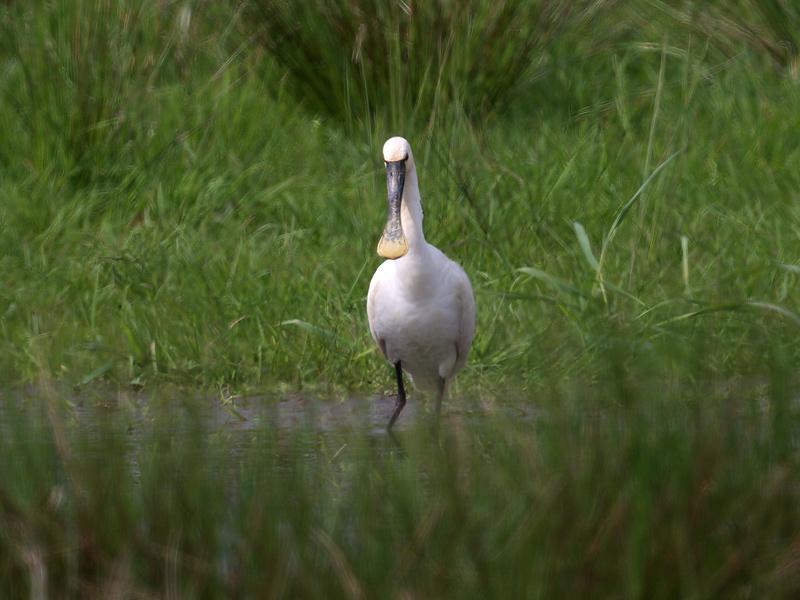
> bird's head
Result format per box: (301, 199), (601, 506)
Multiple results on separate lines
(382, 136), (415, 166)
(377, 137), (415, 260)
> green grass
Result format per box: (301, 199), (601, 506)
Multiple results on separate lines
(1, 0), (798, 394)
(1, 1), (800, 595)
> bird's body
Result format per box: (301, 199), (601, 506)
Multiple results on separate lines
(368, 244), (473, 394)
(367, 136), (475, 427)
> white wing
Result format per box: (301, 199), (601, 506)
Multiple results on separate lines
(452, 262), (475, 373)
(366, 263), (388, 358)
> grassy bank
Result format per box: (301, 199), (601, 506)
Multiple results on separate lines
(0, 1), (798, 393)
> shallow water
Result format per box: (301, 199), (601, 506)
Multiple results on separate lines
(1, 388), (535, 433)
(0, 389), (541, 504)
(0, 387), (543, 469)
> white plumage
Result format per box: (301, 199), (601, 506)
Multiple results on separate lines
(367, 136), (475, 427)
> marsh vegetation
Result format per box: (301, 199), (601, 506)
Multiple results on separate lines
(1, 0), (799, 596)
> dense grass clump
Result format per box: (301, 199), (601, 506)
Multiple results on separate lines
(244, 0), (611, 128)
(674, 0), (800, 70)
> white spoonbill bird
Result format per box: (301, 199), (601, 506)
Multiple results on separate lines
(367, 136), (475, 429)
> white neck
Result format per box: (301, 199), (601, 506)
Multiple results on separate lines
(401, 167), (426, 253)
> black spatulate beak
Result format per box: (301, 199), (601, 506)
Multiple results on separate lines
(377, 159), (408, 259)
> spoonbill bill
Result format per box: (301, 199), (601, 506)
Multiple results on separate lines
(367, 136), (475, 429)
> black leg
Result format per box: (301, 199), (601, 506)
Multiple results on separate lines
(387, 361), (406, 430)
(435, 377), (446, 419)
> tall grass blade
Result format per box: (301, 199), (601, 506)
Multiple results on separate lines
(596, 147), (684, 301)
(517, 267), (584, 300)
(281, 319), (335, 340)
(573, 221), (599, 272)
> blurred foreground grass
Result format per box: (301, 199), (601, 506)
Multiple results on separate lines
(1, 375), (799, 597)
